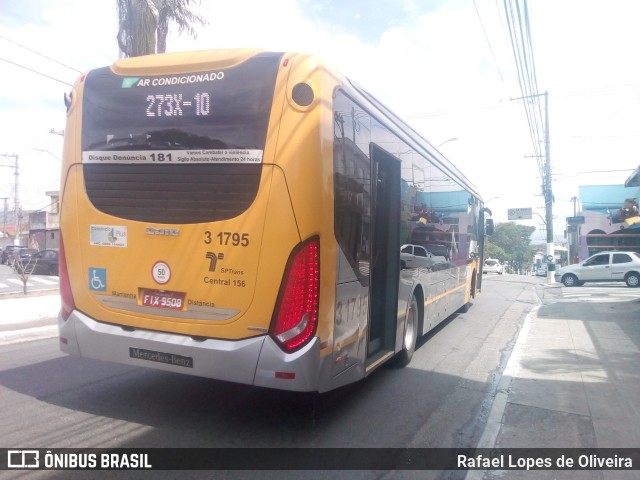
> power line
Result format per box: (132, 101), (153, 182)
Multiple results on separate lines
(553, 83), (640, 99)
(505, 0), (544, 164)
(0, 34), (82, 73)
(405, 100), (514, 119)
(0, 56), (72, 87)
(504, 0), (545, 162)
(503, 0), (556, 274)
(473, 0), (505, 84)
(553, 168), (635, 176)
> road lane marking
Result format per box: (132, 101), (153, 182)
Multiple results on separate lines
(30, 277), (59, 285)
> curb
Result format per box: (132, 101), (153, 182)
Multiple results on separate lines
(0, 324), (58, 346)
(0, 288), (59, 300)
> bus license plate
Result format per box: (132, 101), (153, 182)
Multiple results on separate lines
(140, 289), (185, 310)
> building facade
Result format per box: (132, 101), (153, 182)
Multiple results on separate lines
(574, 178), (640, 261)
(0, 191), (60, 250)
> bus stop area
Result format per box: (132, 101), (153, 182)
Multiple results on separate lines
(1, 283), (639, 464)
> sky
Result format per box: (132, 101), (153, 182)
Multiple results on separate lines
(1, 0), (639, 243)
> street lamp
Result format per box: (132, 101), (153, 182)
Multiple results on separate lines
(438, 137), (459, 147)
(0, 153), (19, 245)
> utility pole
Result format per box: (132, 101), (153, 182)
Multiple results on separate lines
(542, 91), (554, 281)
(0, 153), (19, 245)
(570, 196), (578, 264)
(1, 197), (7, 237)
(512, 91), (554, 281)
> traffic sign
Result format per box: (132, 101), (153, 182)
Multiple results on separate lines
(507, 208), (532, 220)
(567, 216), (585, 225)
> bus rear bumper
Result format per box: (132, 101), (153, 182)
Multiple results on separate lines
(58, 310), (322, 392)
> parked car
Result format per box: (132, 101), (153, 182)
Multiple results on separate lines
(0, 245), (19, 264)
(483, 258), (503, 274)
(26, 249), (59, 276)
(9, 248), (38, 269)
(554, 251), (640, 287)
(536, 266), (548, 276)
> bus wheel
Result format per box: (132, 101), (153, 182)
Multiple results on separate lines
(458, 271), (476, 313)
(396, 295), (418, 367)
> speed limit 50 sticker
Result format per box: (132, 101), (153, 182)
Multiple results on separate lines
(151, 261), (171, 285)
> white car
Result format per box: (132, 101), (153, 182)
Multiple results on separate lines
(400, 244), (446, 270)
(554, 251), (640, 287)
(483, 258), (503, 274)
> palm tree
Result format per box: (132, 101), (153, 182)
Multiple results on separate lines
(116, 0), (206, 57)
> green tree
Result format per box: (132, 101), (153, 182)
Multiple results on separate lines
(116, 0), (206, 57)
(484, 242), (508, 262)
(486, 222), (536, 274)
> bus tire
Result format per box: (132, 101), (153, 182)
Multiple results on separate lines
(458, 270), (476, 313)
(396, 294), (419, 367)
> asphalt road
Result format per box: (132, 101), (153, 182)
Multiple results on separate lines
(0, 274), (543, 480)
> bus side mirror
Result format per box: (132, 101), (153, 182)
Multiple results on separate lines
(485, 218), (495, 236)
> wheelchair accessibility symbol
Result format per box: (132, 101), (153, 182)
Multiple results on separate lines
(89, 268), (107, 291)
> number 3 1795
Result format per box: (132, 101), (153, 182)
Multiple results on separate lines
(204, 231), (250, 247)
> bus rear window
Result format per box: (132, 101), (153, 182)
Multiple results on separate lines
(80, 52), (283, 224)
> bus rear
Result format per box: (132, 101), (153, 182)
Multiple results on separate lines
(58, 49), (337, 391)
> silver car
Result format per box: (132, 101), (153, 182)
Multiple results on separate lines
(554, 251), (640, 287)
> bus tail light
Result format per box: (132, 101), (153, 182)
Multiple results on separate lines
(59, 235), (76, 320)
(270, 237), (320, 353)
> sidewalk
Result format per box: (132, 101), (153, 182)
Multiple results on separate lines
(476, 282), (640, 478)
(0, 292), (60, 345)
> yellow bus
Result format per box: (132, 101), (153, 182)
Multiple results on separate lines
(58, 49), (493, 392)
